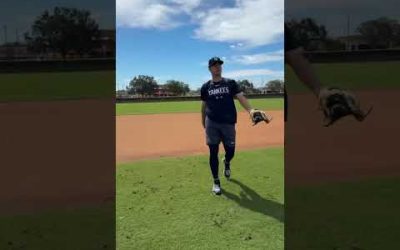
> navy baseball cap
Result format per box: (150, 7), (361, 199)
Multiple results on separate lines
(208, 57), (224, 67)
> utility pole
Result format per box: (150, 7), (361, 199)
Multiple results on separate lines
(347, 15), (351, 36)
(3, 25), (8, 44)
(16, 28), (19, 43)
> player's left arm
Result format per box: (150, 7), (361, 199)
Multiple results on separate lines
(236, 92), (252, 113)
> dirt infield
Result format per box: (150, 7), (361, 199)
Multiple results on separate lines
(285, 90), (400, 186)
(116, 89), (400, 186)
(0, 99), (114, 214)
(116, 111), (284, 163)
(2, 89), (398, 214)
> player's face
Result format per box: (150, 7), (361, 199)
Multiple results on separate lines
(209, 64), (222, 76)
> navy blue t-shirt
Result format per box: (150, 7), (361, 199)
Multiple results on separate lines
(200, 78), (242, 124)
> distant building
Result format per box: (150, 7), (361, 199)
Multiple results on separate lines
(338, 35), (370, 51)
(116, 89), (129, 98)
(154, 85), (174, 97)
(259, 86), (284, 94)
(259, 87), (269, 94)
(93, 29), (115, 58)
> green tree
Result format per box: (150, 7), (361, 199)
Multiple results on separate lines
(184, 84), (190, 94)
(266, 80), (284, 93)
(127, 75), (158, 96)
(357, 17), (400, 49)
(25, 7), (99, 58)
(164, 80), (190, 96)
(285, 18), (327, 51)
(237, 79), (257, 94)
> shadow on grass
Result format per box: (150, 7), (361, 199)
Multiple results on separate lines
(222, 179), (284, 223)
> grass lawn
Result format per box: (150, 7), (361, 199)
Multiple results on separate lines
(286, 177), (400, 249)
(286, 61), (400, 92)
(0, 204), (114, 250)
(117, 147), (284, 250)
(0, 71), (114, 102)
(116, 98), (283, 115)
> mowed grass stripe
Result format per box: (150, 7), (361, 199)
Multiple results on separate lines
(0, 205), (114, 250)
(117, 147), (284, 250)
(286, 177), (400, 249)
(116, 98), (283, 115)
(286, 61), (400, 92)
(0, 71), (114, 101)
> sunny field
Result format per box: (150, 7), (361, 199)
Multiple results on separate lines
(117, 147), (284, 250)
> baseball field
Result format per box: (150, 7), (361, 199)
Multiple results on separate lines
(1, 60), (399, 249)
(116, 98), (285, 250)
(0, 70), (115, 250)
(116, 60), (400, 249)
(284, 61), (400, 249)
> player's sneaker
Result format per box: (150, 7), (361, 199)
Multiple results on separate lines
(212, 180), (221, 195)
(222, 157), (231, 179)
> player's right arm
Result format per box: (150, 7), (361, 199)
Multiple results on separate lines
(286, 47), (321, 97)
(201, 101), (206, 128)
(200, 83), (207, 129)
(285, 24), (321, 97)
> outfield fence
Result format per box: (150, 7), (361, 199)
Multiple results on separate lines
(305, 49), (400, 63)
(116, 93), (283, 103)
(0, 58), (115, 73)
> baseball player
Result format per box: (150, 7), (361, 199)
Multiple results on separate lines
(200, 57), (271, 195)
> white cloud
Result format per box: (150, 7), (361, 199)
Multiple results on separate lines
(117, 0), (284, 47)
(170, 0), (203, 13)
(116, 0), (202, 29)
(224, 69), (283, 78)
(229, 43), (245, 49)
(194, 0), (284, 47)
(231, 50), (284, 65)
(117, 0), (177, 29)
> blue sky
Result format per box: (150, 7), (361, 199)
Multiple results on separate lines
(117, 0), (284, 90)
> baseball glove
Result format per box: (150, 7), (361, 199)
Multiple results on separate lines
(318, 87), (373, 127)
(250, 109), (272, 126)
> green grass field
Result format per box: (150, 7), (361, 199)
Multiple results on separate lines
(0, 71), (114, 101)
(117, 147), (284, 250)
(286, 177), (400, 249)
(116, 98), (283, 115)
(0, 205), (114, 250)
(286, 61), (400, 92)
